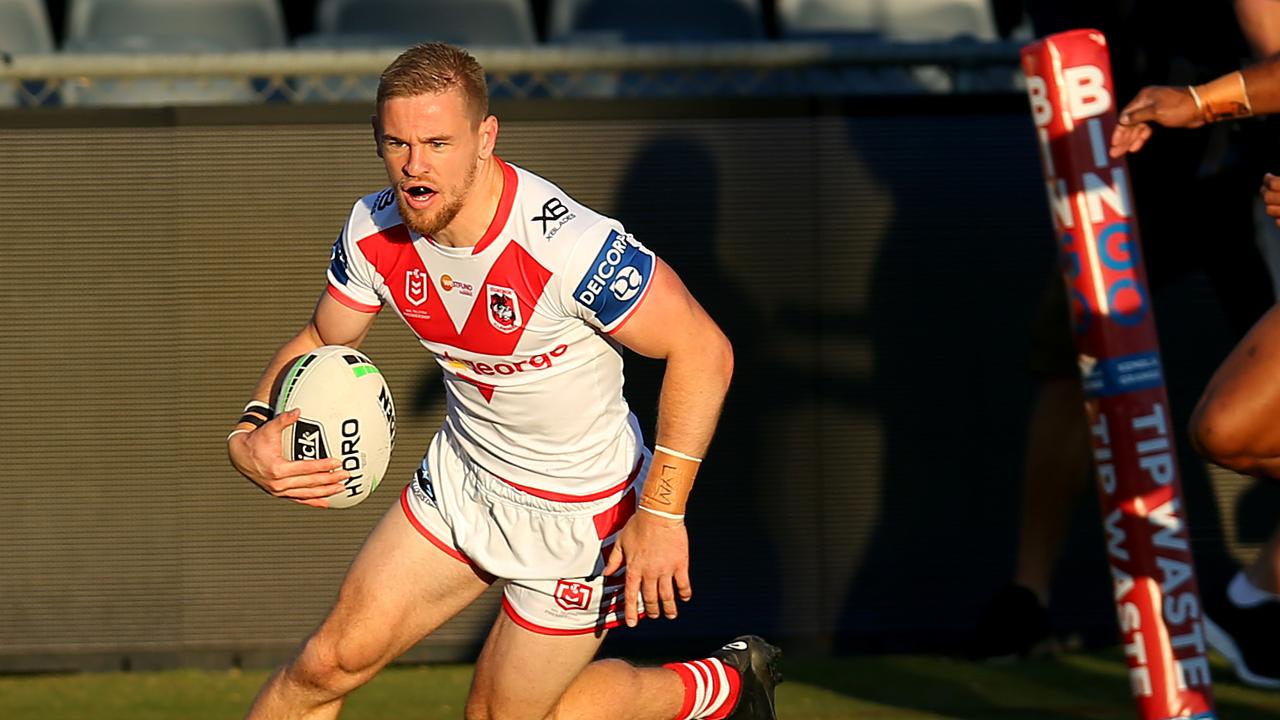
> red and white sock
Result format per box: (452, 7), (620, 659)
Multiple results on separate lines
(663, 657), (742, 720)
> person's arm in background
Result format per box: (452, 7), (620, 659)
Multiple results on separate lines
(1236, 0), (1280, 57)
(1110, 0), (1280, 156)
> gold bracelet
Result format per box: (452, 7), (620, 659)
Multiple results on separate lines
(1187, 85), (1205, 115)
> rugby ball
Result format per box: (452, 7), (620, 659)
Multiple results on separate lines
(275, 346), (396, 509)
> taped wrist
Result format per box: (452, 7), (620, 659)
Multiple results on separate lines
(1193, 70), (1253, 123)
(640, 446), (703, 516)
(235, 400), (274, 429)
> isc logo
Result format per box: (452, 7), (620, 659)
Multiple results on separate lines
(293, 419), (328, 461)
(1026, 65), (1112, 127)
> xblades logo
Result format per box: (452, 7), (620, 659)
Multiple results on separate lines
(413, 467), (436, 505)
(533, 197), (570, 235)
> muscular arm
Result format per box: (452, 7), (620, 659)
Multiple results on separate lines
(603, 257), (733, 626)
(227, 291), (378, 507)
(611, 258), (734, 460)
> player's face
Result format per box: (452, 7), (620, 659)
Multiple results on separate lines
(375, 90), (488, 237)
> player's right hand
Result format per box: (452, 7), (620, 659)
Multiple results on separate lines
(603, 509), (691, 627)
(227, 408), (350, 508)
(1109, 85), (1204, 157)
(1262, 173), (1280, 228)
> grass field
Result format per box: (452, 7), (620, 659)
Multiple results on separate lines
(2, 650), (1277, 719)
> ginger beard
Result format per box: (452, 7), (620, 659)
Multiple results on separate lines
(395, 158), (478, 238)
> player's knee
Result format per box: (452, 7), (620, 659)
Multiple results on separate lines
(1190, 393), (1256, 470)
(288, 632), (382, 698)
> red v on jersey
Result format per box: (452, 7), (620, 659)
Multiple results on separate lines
(358, 230), (554, 356)
(328, 160), (646, 493)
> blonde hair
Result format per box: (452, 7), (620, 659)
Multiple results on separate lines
(376, 43), (489, 124)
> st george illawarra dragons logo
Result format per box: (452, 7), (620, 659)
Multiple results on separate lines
(487, 284), (521, 333)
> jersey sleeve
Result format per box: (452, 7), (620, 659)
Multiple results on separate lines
(560, 223), (657, 333)
(325, 213), (382, 314)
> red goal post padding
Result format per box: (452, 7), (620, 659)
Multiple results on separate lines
(1021, 28), (1216, 720)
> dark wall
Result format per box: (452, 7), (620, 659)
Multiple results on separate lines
(0, 97), (1266, 670)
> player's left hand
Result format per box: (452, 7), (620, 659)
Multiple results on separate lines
(1110, 85), (1204, 157)
(603, 510), (691, 627)
(1261, 173), (1280, 227)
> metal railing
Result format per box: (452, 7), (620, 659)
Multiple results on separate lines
(0, 40), (1023, 107)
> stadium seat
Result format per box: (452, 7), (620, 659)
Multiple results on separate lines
(64, 0), (287, 52)
(775, 0), (879, 39)
(0, 0), (56, 106)
(777, 0), (996, 42)
(299, 0), (537, 48)
(548, 0), (765, 44)
(884, 0), (997, 42)
(60, 0), (287, 106)
(0, 0), (55, 54)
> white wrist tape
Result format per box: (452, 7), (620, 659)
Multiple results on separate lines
(638, 505), (686, 521)
(654, 444), (703, 463)
(243, 400), (274, 418)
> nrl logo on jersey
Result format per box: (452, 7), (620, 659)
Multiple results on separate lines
(486, 284), (522, 333)
(405, 268), (429, 306)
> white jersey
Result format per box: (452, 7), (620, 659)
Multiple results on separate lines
(326, 158), (655, 498)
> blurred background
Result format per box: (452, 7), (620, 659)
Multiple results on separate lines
(0, 0), (1274, 679)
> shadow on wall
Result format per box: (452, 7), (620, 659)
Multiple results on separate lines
(829, 110), (1102, 651)
(611, 132), (784, 643)
(393, 104), (1277, 668)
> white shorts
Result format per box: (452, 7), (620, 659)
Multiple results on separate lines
(401, 430), (651, 635)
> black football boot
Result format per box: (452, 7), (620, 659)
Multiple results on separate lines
(711, 635), (783, 720)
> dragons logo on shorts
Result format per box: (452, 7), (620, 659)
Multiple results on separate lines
(487, 285), (521, 333)
(554, 579), (593, 611)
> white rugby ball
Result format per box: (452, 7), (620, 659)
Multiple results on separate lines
(275, 345), (396, 509)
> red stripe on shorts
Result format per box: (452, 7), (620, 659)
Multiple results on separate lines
(499, 456), (643, 503)
(502, 596), (643, 636)
(593, 488), (637, 540)
(399, 485), (475, 566)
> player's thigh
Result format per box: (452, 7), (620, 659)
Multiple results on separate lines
(307, 499), (494, 672)
(1195, 304), (1280, 453)
(467, 612), (606, 720)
